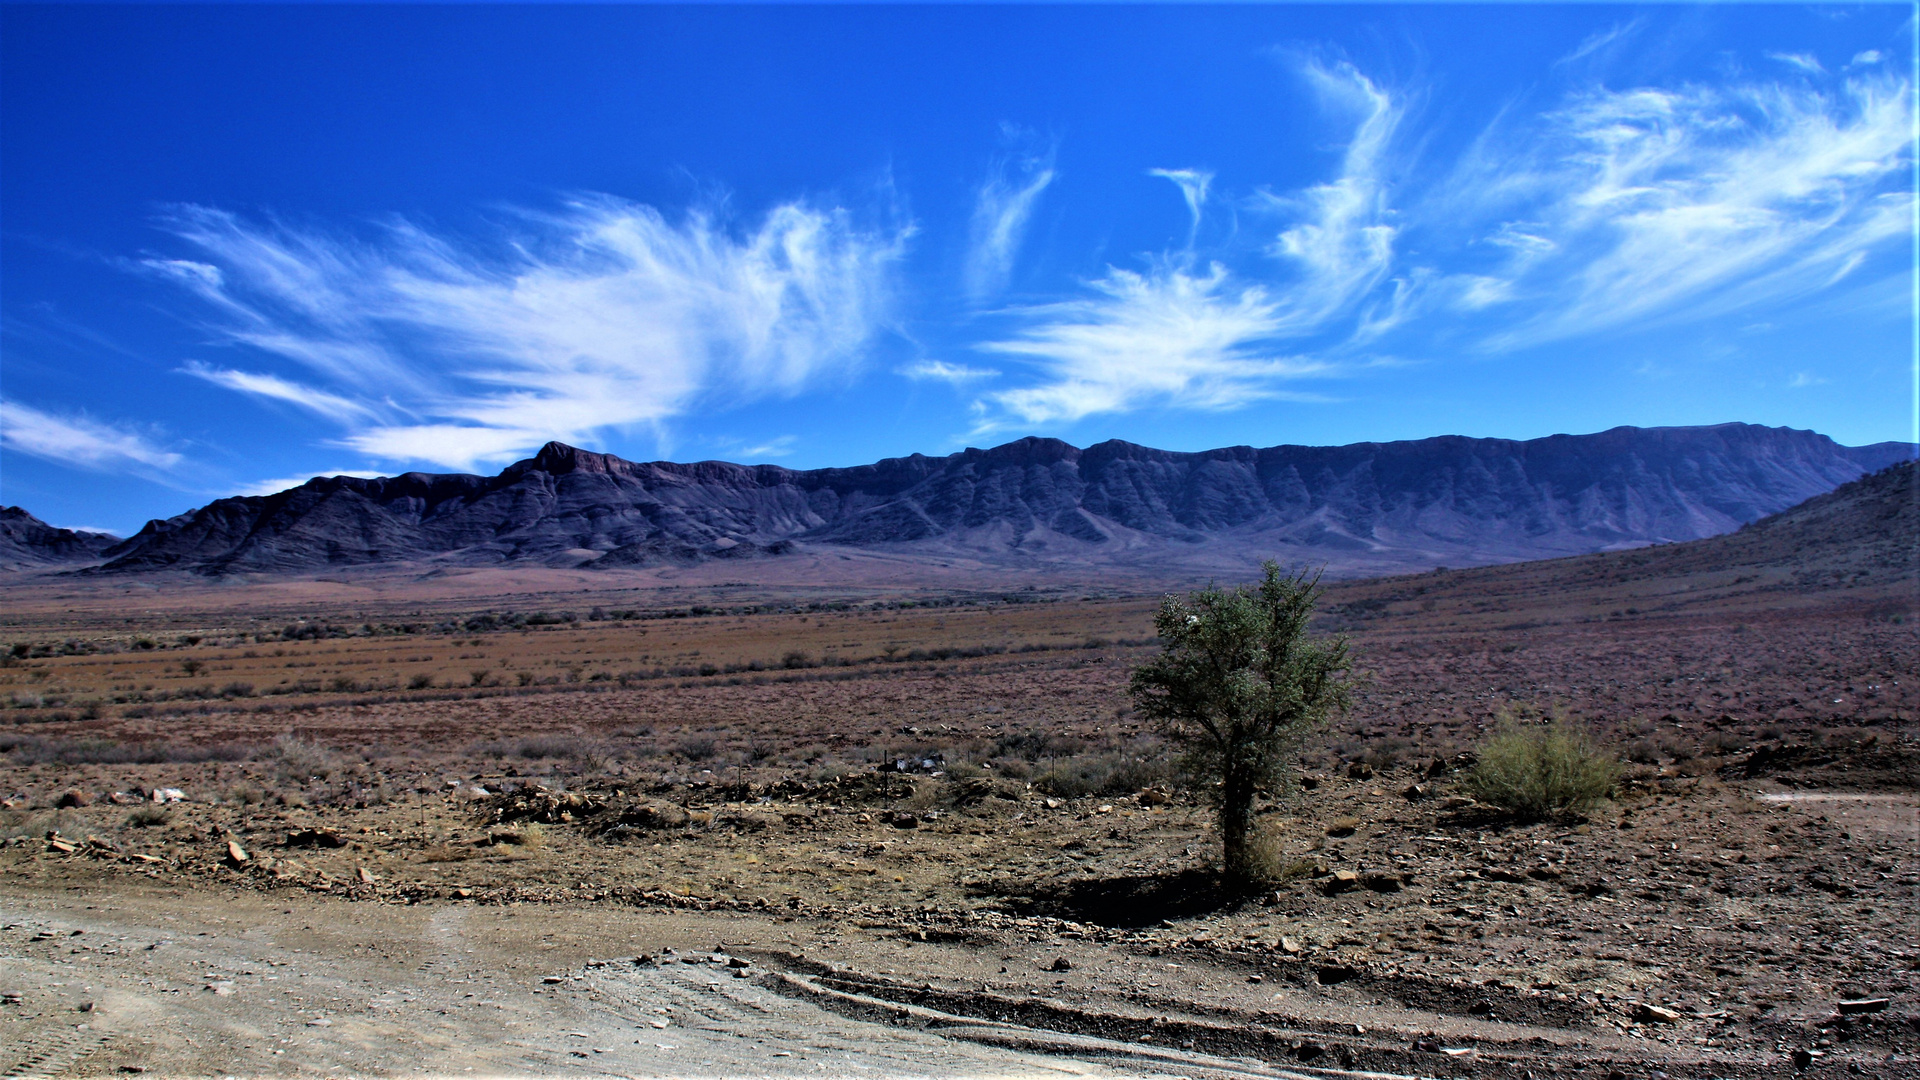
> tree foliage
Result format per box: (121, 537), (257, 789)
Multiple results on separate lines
(1128, 561), (1353, 883)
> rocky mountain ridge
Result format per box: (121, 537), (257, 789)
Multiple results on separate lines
(17, 423), (1915, 579)
(0, 507), (120, 571)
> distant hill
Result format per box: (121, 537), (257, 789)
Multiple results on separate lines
(1322, 459), (1919, 626)
(0, 507), (120, 571)
(49, 422), (1918, 579)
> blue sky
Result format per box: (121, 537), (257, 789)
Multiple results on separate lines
(2, 4), (1915, 534)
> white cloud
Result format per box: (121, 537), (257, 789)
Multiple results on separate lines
(1458, 74), (1915, 350)
(898, 359), (1000, 384)
(975, 262), (1330, 430)
(145, 196), (908, 472)
(964, 136), (1056, 301)
(1257, 59), (1401, 334)
(736, 436), (797, 460)
(0, 401), (181, 473)
(969, 58), (1392, 431)
(1766, 51), (1825, 75)
(1557, 20), (1644, 67)
(179, 361), (376, 423)
(236, 470), (386, 497)
(1851, 50), (1885, 67)
(1148, 168), (1213, 243)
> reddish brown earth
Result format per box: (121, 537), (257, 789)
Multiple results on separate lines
(0, 469), (1915, 1078)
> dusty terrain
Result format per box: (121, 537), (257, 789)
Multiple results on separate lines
(0, 530), (1916, 1077)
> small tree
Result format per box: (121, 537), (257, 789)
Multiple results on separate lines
(1129, 561), (1353, 884)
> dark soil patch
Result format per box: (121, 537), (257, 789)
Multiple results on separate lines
(975, 868), (1258, 928)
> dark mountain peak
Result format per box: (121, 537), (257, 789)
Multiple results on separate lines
(496, 440), (656, 482)
(525, 441), (620, 476)
(1, 506), (121, 568)
(966, 436), (1081, 466)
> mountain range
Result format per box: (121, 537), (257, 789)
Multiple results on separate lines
(4, 423), (1911, 580)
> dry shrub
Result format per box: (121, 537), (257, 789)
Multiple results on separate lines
(268, 735), (343, 783)
(126, 807), (171, 828)
(1031, 752), (1173, 799)
(1460, 716), (1619, 821)
(0, 734), (250, 765)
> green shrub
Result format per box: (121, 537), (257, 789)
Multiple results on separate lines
(1460, 717), (1619, 821)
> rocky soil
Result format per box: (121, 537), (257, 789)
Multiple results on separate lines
(1, 507), (1915, 1076)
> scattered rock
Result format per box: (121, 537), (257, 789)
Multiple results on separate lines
(107, 792), (143, 806)
(46, 837), (78, 854)
(203, 982), (235, 996)
(356, 866), (377, 885)
(1346, 762), (1374, 780)
(1279, 935), (1304, 954)
(1325, 818), (1358, 838)
(55, 789), (92, 809)
(1837, 998), (1890, 1014)
(1633, 1003), (1682, 1024)
(1049, 957), (1072, 972)
(1359, 871), (1403, 893)
(1402, 783), (1429, 801)
(224, 840), (250, 865)
(1323, 870), (1361, 895)
(1136, 787), (1171, 806)
(888, 812), (919, 830)
(151, 788), (185, 804)
(306, 1017), (331, 1027)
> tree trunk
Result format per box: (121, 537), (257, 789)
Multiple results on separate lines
(1219, 764), (1257, 884)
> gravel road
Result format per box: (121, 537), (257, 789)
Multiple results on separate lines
(1, 884), (1373, 1079)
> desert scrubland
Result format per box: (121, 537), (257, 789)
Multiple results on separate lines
(0, 527), (1914, 1080)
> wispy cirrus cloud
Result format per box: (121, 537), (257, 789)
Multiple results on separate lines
(1454, 72), (1914, 350)
(971, 59), (1393, 432)
(898, 359), (999, 385)
(179, 361), (376, 423)
(143, 195), (909, 471)
(1258, 58), (1401, 334)
(1149, 168), (1213, 245)
(963, 130), (1056, 302)
(976, 262), (1331, 430)
(0, 400), (182, 473)
(1765, 51), (1826, 75)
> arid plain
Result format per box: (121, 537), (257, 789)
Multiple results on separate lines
(1, 506), (1916, 1078)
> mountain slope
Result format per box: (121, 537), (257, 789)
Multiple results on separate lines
(1322, 459), (1919, 626)
(84, 423), (1912, 578)
(0, 508), (120, 570)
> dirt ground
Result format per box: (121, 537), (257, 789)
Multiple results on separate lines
(1, 571), (1916, 1078)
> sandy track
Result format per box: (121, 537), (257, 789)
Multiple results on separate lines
(1, 884), (1370, 1080)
